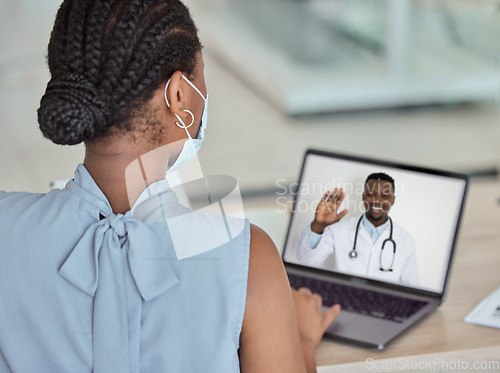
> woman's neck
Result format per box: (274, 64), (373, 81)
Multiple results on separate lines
(83, 142), (137, 214)
(84, 137), (170, 214)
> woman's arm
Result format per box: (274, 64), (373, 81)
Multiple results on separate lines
(239, 224), (340, 373)
(292, 287), (341, 372)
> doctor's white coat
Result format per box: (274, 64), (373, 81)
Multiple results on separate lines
(296, 216), (419, 287)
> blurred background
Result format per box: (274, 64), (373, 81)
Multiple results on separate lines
(1, 0), (500, 198)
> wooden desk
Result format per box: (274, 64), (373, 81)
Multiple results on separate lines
(315, 179), (500, 366)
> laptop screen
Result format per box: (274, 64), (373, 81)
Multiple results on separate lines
(282, 150), (468, 295)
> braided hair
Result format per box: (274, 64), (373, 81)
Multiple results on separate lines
(38, 0), (202, 145)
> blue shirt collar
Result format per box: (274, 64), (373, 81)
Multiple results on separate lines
(362, 214), (390, 244)
(66, 163), (172, 217)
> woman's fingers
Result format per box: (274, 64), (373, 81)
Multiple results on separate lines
(322, 304), (341, 331)
(297, 287), (312, 295)
(312, 293), (322, 307)
(292, 287), (342, 349)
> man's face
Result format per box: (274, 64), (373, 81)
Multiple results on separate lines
(362, 179), (395, 225)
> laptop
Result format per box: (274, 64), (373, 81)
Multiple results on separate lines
(282, 149), (469, 350)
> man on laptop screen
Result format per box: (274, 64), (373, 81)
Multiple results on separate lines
(296, 172), (419, 287)
(282, 150), (468, 349)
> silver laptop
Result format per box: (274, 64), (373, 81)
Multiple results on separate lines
(282, 149), (468, 350)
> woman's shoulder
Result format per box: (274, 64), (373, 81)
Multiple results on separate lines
(0, 188), (77, 225)
(0, 188), (71, 207)
(246, 223), (292, 314)
(248, 224), (286, 287)
(0, 190), (45, 211)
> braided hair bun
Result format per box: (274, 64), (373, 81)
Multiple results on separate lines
(38, 73), (112, 145)
(38, 0), (202, 145)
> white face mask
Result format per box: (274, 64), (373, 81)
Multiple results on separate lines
(164, 74), (208, 174)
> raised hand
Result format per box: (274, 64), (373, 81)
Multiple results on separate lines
(311, 188), (349, 234)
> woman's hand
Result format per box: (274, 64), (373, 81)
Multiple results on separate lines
(292, 287), (341, 350)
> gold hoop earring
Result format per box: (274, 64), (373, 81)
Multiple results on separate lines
(176, 109), (195, 129)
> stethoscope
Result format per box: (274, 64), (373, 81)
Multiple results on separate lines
(348, 215), (396, 272)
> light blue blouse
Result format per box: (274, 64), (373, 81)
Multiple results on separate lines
(0, 164), (250, 372)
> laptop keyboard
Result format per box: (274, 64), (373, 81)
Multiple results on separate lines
(287, 272), (428, 323)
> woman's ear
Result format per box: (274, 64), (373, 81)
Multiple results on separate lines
(164, 70), (185, 117)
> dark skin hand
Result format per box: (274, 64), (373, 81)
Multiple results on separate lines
(292, 288), (341, 373)
(311, 188), (349, 234)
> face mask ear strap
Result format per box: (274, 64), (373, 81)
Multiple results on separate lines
(165, 75), (207, 106)
(182, 74), (207, 101)
(164, 79), (172, 107)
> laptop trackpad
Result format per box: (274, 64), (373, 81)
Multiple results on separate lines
(325, 311), (403, 348)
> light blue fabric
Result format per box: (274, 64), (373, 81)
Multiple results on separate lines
(0, 164), (250, 373)
(362, 214), (390, 244)
(307, 223), (322, 249)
